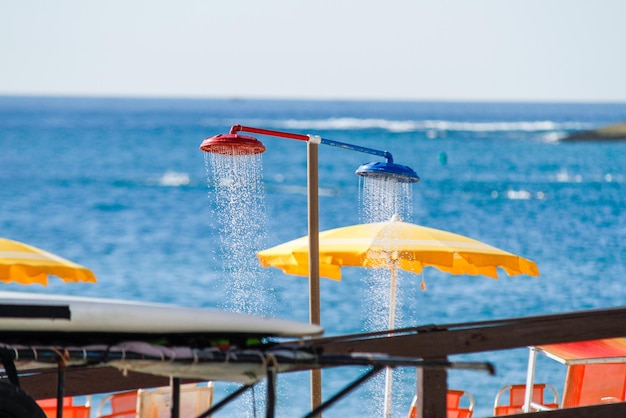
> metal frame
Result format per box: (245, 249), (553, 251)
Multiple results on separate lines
(0, 344), (492, 418)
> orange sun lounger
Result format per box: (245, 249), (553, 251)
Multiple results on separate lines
(407, 389), (475, 418)
(522, 337), (626, 412)
(37, 397), (91, 418)
(493, 383), (559, 415)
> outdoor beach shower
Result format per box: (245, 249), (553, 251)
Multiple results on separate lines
(200, 125), (420, 183)
(200, 123), (421, 328)
(201, 124), (419, 415)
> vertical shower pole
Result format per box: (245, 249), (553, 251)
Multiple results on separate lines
(307, 136), (322, 412)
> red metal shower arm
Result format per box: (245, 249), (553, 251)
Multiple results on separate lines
(229, 125), (310, 142)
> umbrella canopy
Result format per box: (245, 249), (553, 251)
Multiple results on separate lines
(258, 215), (539, 418)
(0, 238), (97, 285)
(258, 215), (539, 281)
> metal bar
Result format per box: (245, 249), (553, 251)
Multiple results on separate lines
(320, 137), (393, 162)
(314, 307), (626, 358)
(523, 347), (538, 413)
(230, 125), (309, 141)
(170, 377), (180, 418)
(56, 364), (65, 418)
(303, 367), (384, 418)
(0, 348), (19, 387)
(266, 364), (276, 418)
(230, 124), (394, 162)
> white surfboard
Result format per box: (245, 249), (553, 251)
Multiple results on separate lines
(0, 290), (323, 338)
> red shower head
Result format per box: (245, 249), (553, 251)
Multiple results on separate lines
(199, 133), (266, 155)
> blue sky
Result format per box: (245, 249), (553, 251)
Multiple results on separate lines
(1, 0), (625, 102)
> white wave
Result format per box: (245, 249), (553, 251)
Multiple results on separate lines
(158, 171), (190, 186)
(281, 118), (418, 132)
(264, 118), (590, 133)
(506, 190), (533, 200)
(493, 190), (546, 200)
(554, 169), (583, 183)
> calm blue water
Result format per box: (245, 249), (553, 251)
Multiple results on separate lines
(1, 96), (626, 417)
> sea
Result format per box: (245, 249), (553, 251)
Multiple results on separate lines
(1, 96), (626, 417)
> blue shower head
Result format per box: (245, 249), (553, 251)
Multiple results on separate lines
(356, 161), (420, 183)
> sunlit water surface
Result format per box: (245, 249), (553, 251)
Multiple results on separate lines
(1, 97), (626, 416)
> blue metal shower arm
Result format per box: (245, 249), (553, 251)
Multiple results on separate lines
(319, 137), (394, 164)
(230, 125), (394, 163)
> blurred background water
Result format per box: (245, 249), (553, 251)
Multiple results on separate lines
(1, 96), (626, 416)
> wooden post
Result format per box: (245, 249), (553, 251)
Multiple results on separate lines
(416, 359), (448, 418)
(308, 140), (322, 414)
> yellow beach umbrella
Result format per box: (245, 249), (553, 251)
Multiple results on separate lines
(0, 238), (97, 285)
(258, 214), (539, 282)
(258, 214), (538, 417)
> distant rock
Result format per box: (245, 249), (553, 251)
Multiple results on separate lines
(562, 122), (626, 142)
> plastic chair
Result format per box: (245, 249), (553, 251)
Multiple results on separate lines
(37, 397), (91, 418)
(97, 390), (139, 418)
(493, 383), (559, 415)
(407, 389), (475, 418)
(138, 382), (214, 418)
(561, 363), (626, 407)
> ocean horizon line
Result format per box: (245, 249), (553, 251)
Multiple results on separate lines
(2, 92), (626, 107)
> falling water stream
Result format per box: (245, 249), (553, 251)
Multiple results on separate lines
(360, 178), (413, 225)
(204, 152), (273, 315)
(360, 176), (413, 331)
(360, 176), (414, 418)
(204, 152), (273, 417)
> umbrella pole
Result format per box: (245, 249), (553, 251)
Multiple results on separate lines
(383, 265), (398, 418)
(307, 141), (323, 413)
(389, 264), (398, 330)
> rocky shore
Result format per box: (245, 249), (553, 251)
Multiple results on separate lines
(562, 122), (626, 141)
